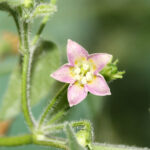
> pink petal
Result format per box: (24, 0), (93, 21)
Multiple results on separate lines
(67, 39), (89, 65)
(68, 82), (88, 107)
(88, 53), (112, 73)
(51, 64), (75, 83)
(86, 74), (111, 96)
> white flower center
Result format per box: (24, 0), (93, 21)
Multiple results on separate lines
(81, 77), (87, 84)
(74, 67), (81, 74)
(86, 72), (93, 81)
(73, 63), (93, 85)
(82, 64), (89, 71)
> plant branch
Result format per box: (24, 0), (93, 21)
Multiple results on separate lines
(32, 16), (49, 45)
(31, 0), (58, 45)
(33, 137), (67, 150)
(0, 134), (32, 146)
(43, 120), (92, 136)
(21, 22), (35, 130)
(38, 83), (68, 127)
(46, 108), (66, 125)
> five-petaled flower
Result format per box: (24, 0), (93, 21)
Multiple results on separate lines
(51, 40), (112, 107)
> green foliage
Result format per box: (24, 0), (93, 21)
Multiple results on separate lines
(100, 59), (125, 82)
(65, 123), (86, 150)
(0, 40), (60, 120)
(31, 3), (57, 19)
(0, 57), (18, 76)
(31, 40), (60, 105)
(0, 66), (21, 120)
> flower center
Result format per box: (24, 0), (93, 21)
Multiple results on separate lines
(73, 63), (93, 85)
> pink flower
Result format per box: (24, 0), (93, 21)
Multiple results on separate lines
(51, 40), (112, 107)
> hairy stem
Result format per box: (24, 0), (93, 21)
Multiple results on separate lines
(43, 121), (92, 137)
(33, 137), (67, 150)
(38, 84), (68, 127)
(46, 108), (66, 125)
(31, 0), (57, 45)
(0, 134), (32, 146)
(32, 16), (49, 45)
(22, 22), (35, 130)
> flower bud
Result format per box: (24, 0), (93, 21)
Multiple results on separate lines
(100, 58), (125, 82)
(32, 4), (57, 18)
(76, 130), (91, 147)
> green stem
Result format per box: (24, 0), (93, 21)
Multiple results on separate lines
(22, 54), (34, 130)
(46, 108), (66, 125)
(43, 123), (65, 132)
(72, 121), (93, 143)
(22, 22), (35, 130)
(33, 137), (67, 150)
(32, 16), (49, 45)
(31, 0), (57, 45)
(44, 121), (92, 136)
(0, 134), (32, 146)
(23, 22), (29, 51)
(72, 120), (92, 130)
(38, 84), (68, 127)
(0, 134), (68, 149)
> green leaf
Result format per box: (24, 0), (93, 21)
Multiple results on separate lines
(0, 56), (18, 76)
(0, 40), (60, 120)
(0, 66), (21, 120)
(31, 3), (57, 19)
(92, 143), (150, 150)
(65, 123), (86, 150)
(31, 40), (60, 105)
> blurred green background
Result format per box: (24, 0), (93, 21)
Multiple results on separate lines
(0, 0), (150, 149)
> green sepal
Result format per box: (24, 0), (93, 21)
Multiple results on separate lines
(31, 3), (57, 19)
(76, 130), (91, 148)
(100, 58), (125, 82)
(65, 123), (86, 150)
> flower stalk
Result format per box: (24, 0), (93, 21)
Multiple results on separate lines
(21, 21), (35, 130)
(33, 137), (67, 150)
(38, 83), (69, 127)
(0, 134), (32, 146)
(32, 0), (57, 46)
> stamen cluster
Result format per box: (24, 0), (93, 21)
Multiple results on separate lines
(72, 62), (93, 85)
